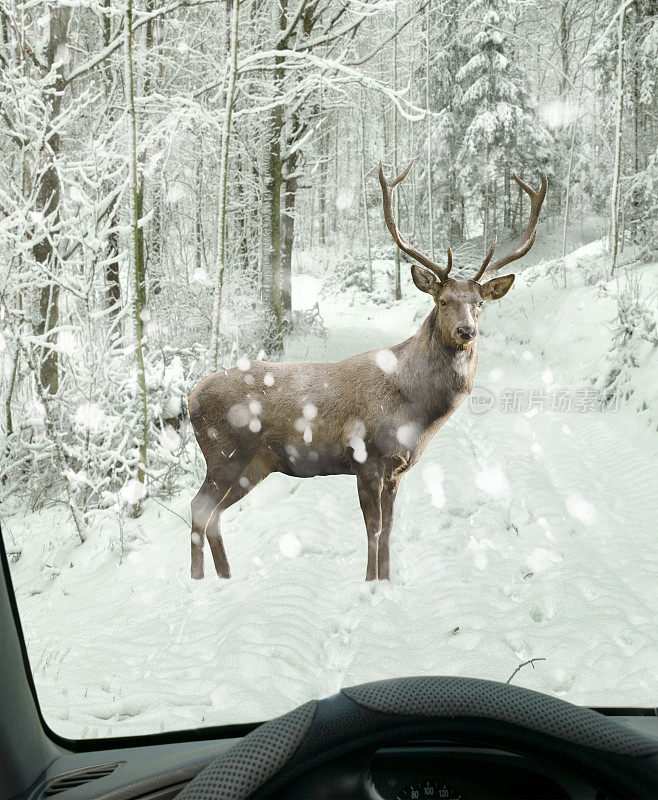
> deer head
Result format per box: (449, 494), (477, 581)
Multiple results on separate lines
(379, 162), (548, 349)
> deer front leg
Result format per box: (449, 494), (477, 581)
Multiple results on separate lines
(378, 475), (400, 580)
(356, 469), (383, 581)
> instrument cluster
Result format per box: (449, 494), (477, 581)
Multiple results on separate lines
(368, 743), (603, 800)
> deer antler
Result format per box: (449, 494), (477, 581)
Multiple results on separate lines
(379, 161), (452, 282)
(473, 173), (548, 282)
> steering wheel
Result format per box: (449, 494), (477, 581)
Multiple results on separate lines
(178, 676), (658, 799)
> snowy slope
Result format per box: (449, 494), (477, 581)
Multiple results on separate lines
(4, 243), (658, 739)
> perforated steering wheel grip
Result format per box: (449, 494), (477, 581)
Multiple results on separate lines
(178, 676), (658, 800)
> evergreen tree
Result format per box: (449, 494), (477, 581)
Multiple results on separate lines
(456, 0), (553, 243)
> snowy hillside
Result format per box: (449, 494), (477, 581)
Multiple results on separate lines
(5, 241), (658, 739)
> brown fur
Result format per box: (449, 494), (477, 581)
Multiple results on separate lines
(188, 272), (513, 581)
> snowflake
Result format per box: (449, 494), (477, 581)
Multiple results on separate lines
(375, 349), (398, 373)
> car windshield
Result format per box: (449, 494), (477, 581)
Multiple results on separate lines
(2, 0), (657, 741)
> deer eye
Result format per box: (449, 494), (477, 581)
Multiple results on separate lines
(439, 299), (446, 307)
(478, 301), (484, 308)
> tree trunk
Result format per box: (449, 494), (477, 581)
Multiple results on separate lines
(318, 126), (327, 247)
(236, 153), (251, 273)
(281, 136), (297, 325)
(555, 1), (572, 218)
(483, 182), (489, 254)
(504, 171), (511, 228)
(105, 210), (121, 317)
(263, 0), (287, 349)
(195, 153), (204, 275)
(332, 118), (339, 237)
(561, 71), (585, 287)
(32, 6), (71, 394)
(134, 0), (160, 307)
(609, 6), (625, 277)
(558, 1), (569, 97)
(101, 0), (121, 319)
(125, 0), (148, 490)
(493, 180), (497, 232)
(210, 0), (240, 367)
(425, 3), (435, 260)
(267, 104), (284, 345)
(359, 88), (372, 290)
(393, 1), (401, 300)
(149, 180), (163, 296)
(135, 180), (147, 307)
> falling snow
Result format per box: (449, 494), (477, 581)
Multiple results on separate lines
(75, 403), (105, 433)
(375, 349), (398, 373)
(279, 532), (302, 558)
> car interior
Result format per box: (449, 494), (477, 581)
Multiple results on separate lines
(2, 1), (657, 798)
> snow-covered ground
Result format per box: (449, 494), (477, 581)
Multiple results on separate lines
(4, 241), (658, 739)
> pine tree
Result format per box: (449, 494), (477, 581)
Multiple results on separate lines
(456, 0), (552, 244)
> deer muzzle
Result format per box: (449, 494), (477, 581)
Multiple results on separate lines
(456, 325), (476, 343)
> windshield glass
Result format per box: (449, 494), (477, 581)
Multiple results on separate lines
(2, 0), (657, 741)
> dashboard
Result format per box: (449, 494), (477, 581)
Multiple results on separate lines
(284, 740), (610, 799)
(25, 716), (658, 800)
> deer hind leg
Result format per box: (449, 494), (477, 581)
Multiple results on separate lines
(377, 474), (401, 580)
(190, 477), (233, 579)
(191, 451), (276, 580)
(356, 468), (383, 582)
(207, 451), (277, 577)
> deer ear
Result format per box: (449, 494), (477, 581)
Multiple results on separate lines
(411, 264), (440, 296)
(480, 274), (515, 301)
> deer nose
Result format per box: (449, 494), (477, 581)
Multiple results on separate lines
(457, 326), (475, 341)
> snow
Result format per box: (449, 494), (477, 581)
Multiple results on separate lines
(58, 330), (78, 356)
(279, 533), (302, 558)
(375, 348), (398, 373)
(75, 403), (106, 433)
(565, 494), (597, 527)
(335, 189), (355, 211)
(539, 99), (579, 129)
(227, 404), (250, 428)
(348, 436), (368, 464)
(527, 548), (562, 574)
(119, 478), (146, 506)
(160, 425), (181, 452)
(396, 424), (416, 447)
(166, 182), (187, 204)
(421, 464), (445, 510)
(4, 243), (658, 739)
(475, 466), (510, 498)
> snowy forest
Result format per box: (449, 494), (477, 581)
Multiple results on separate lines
(2, 0), (658, 735)
(0, 0), (655, 525)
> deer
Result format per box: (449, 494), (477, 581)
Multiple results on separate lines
(188, 163), (547, 581)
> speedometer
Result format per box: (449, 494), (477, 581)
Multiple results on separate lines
(396, 780), (463, 799)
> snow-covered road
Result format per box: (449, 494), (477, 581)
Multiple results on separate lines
(7, 257), (658, 738)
